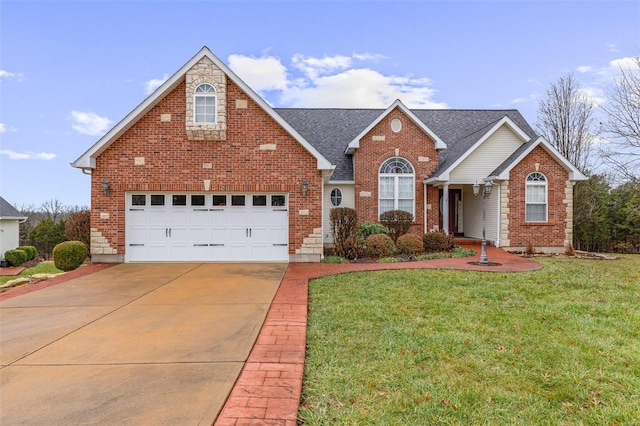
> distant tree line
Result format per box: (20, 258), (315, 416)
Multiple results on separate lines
(17, 199), (90, 259)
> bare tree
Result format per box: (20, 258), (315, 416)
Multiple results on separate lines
(41, 198), (66, 222)
(537, 73), (597, 173)
(599, 56), (640, 182)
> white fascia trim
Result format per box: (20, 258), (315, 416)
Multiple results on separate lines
(433, 116), (530, 183)
(344, 99), (447, 154)
(72, 46), (333, 171)
(493, 136), (588, 181)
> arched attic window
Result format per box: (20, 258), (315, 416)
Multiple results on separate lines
(194, 84), (216, 123)
(525, 172), (548, 222)
(379, 157), (415, 217)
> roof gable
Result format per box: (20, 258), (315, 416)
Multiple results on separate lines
(344, 100), (446, 154)
(488, 136), (587, 181)
(0, 196), (27, 220)
(72, 47), (332, 171)
(426, 115), (531, 183)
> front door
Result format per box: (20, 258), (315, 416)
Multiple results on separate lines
(439, 189), (463, 235)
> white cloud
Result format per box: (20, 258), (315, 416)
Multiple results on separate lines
(228, 52), (446, 109)
(0, 123), (6, 134)
(0, 69), (24, 81)
(228, 54), (288, 91)
(0, 149), (56, 160)
(70, 111), (112, 136)
(511, 93), (538, 104)
(577, 66), (592, 73)
(608, 44), (618, 53)
(579, 86), (606, 106)
(144, 73), (169, 95)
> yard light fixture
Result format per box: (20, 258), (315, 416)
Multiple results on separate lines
(473, 180), (493, 264)
(101, 179), (111, 195)
(301, 180), (308, 196)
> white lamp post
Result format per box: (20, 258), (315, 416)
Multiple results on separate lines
(473, 180), (493, 264)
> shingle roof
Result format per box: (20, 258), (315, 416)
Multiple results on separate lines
(0, 196), (27, 220)
(274, 108), (537, 181)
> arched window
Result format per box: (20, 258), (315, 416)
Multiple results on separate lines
(194, 84), (216, 123)
(379, 157), (414, 217)
(330, 188), (342, 206)
(526, 172), (547, 222)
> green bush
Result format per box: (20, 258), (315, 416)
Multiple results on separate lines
(4, 249), (28, 266)
(28, 218), (67, 260)
(380, 210), (413, 242)
(53, 241), (88, 272)
(365, 234), (396, 258)
(330, 208), (359, 259)
(422, 231), (455, 253)
(356, 222), (388, 240)
(322, 255), (349, 264)
(17, 245), (37, 260)
(396, 234), (424, 255)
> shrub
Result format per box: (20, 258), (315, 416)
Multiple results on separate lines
(565, 244), (576, 256)
(330, 208), (359, 259)
(4, 249), (27, 266)
(525, 241), (535, 256)
(53, 241), (88, 272)
(422, 231), (455, 253)
(396, 234), (424, 255)
(356, 222), (388, 240)
(27, 218), (67, 260)
(322, 255), (349, 264)
(65, 210), (91, 252)
(17, 245), (37, 260)
(380, 210), (413, 242)
(365, 234), (396, 258)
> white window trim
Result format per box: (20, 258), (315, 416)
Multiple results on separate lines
(194, 83), (217, 124)
(378, 157), (415, 218)
(525, 172), (548, 222)
(330, 188), (342, 206)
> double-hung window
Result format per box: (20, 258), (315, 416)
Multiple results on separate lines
(194, 84), (216, 123)
(525, 172), (547, 222)
(379, 157), (415, 217)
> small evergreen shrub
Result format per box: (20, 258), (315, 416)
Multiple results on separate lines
(17, 245), (37, 260)
(422, 231), (455, 253)
(4, 249), (27, 266)
(53, 241), (88, 272)
(396, 234), (424, 255)
(356, 222), (388, 240)
(380, 210), (413, 242)
(365, 234), (396, 258)
(330, 208), (359, 259)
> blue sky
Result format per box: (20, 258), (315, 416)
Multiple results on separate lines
(1, 0), (638, 208)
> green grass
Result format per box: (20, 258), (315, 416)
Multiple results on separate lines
(0, 262), (63, 285)
(300, 256), (640, 425)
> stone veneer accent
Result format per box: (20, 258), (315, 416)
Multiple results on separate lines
(564, 180), (574, 248)
(185, 56), (227, 140)
(500, 180), (510, 247)
(292, 227), (323, 262)
(90, 228), (117, 255)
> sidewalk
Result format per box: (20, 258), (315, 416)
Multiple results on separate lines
(214, 246), (541, 425)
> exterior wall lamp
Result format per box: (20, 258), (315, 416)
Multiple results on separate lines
(472, 180), (493, 264)
(101, 179), (111, 195)
(301, 180), (308, 196)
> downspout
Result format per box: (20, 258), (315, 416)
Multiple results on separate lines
(423, 182), (427, 234)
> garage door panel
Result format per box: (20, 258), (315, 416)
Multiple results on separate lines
(126, 193), (289, 262)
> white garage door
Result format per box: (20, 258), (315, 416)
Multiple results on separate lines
(125, 193), (289, 262)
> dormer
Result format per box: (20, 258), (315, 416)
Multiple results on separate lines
(185, 55), (227, 140)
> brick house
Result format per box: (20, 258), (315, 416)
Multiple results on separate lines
(72, 47), (586, 263)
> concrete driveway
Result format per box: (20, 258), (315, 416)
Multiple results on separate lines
(0, 263), (286, 425)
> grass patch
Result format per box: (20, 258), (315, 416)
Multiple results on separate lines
(417, 246), (476, 261)
(300, 255), (640, 424)
(0, 261), (64, 285)
(322, 256), (349, 264)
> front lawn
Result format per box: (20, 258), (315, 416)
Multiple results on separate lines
(300, 256), (640, 424)
(0, 262), (63, 286)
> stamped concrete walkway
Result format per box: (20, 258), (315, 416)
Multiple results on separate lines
(214, 246), (541, 425)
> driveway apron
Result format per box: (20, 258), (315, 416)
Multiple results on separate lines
(0, 262), (286, 425)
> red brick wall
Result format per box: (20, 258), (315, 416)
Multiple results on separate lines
(91, 79), (322, 256)
(508, 145), (570, 248)
(353, 108), (439, 234)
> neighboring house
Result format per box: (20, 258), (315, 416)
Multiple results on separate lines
(0, 196), (27, 260)
(72, 47), (586, 263)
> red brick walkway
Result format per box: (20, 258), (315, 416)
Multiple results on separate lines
(214, 247), (540, 425)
